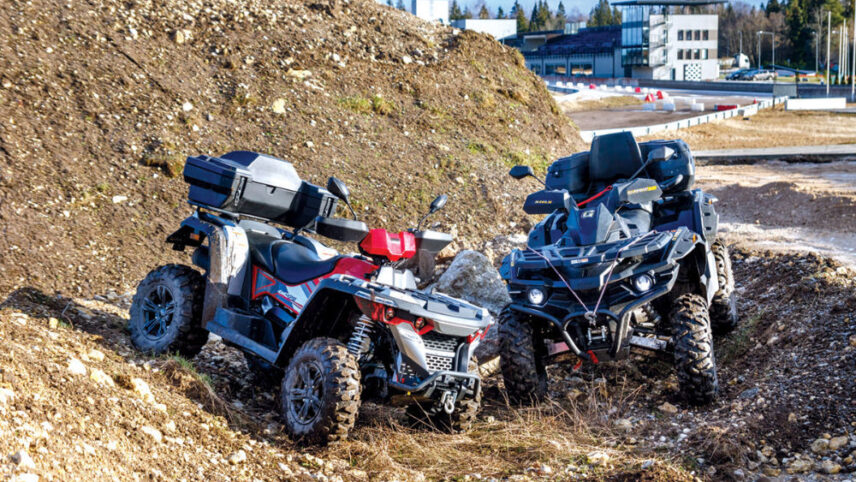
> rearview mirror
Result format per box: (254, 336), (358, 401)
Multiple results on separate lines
(509, 165), (535, 180)
(647, 146), (675, 163)
(429, 194), (447, 214)
(326, 177), (350, 202)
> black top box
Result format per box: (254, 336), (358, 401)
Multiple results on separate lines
(183, 151), (338, 229)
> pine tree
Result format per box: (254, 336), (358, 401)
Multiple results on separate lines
(396, 0), (405, 10)
(386, 0), (393, 6)
(536, 0), (552, 29)
(529, 3), (540, 30)
(497, 6), (505, 18)
(479, 4), (490, 18)
(463, 6), (474, 19)
(765, 0), (781, 15)
(449, 0), (464, 20)
(515, 1), (529, 32)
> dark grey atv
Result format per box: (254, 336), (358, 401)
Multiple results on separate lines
(498, 132), (738, 405)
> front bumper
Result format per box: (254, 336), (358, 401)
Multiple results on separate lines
(389, 369), (480, 403)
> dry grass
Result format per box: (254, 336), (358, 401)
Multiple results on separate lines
(560, 95), (644, 113)
(639, 105), (856, 150)
(322, 375), (692, 480)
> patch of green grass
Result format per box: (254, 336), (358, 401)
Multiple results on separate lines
(338, 95), (396, 116)
(338, 96), (373, 114)
(167, 354), (214, 388)
(466, 141), (486, 154)
(95, 182), (111, 193)
(502, 149), (550, 175)
(370, 94), (396, 115)
(142, 152), (185, 178)
(717, 309), (766, 364)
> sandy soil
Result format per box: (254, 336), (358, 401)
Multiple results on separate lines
(640, 107), (856, 150)
(697, 161), (856, 267)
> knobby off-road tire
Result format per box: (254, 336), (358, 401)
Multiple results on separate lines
(244, 352), (284, 388)
(498, 305), (547, 405)
(710, 240), (739, 335)
(129, 264), (208, 358)
(671, 293), (719, 405)
(281, 338), (361, 444)
(405, 361), (481, 433)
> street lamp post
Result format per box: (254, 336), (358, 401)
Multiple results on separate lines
(827, 11), (831, 96)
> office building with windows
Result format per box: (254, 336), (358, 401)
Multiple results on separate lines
(521, 0), (725, 80)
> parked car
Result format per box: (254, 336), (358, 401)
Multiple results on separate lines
(726, 69), (750, 80)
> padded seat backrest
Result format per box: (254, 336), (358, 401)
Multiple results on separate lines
(589, 132), (644, 183)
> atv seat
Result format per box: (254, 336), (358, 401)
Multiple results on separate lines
(588, 131), (645, 190)
(247, 232), (341, 285)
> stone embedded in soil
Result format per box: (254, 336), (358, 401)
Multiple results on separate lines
(140, 425), (163, 443)
(811, 438), (830, 454)
(0, 387), (14, 406)
(828, 435), (849, 451)
(587, 451), (610, 466)
(130, 377), (155, 404)
(786, 458), (812, 474)
(739, 387), (759, 399)
(86, 349), (105, 362)
(613, 418), (633, 432)
(658, 402), (678, 414)
(9, 450), (36, 469)
(820, 459), (841, 474)
(849, 334), (856, 347)
(67, 357), (87, 376)
(89, 368), (114, 387)
(271, 98), (287, 114)
(227, 450), (247, 465)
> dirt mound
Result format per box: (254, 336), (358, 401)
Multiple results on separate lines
(0, 0), (584, 298)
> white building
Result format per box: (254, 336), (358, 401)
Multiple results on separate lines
(521, 0), (725, 81)
(411, 0), (449, 24)
(451, 19), (517, 41)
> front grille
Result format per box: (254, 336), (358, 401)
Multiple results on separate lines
(425, 353), (455, 372)
(421, 332), (460, 352)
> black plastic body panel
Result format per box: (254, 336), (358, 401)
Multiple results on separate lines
(183, 151), (338, 229)
(315, 216), (370, 243)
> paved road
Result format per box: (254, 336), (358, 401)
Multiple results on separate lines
(694, 144), (856, 163)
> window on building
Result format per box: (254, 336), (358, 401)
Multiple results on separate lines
(702, 49), (709, 59)
(703, 30), (709, 41)
(677, 30), (684, 41)
(677, 50), (684, 60)
(694, 30), (701, 41)
(693, 49), (700, 59)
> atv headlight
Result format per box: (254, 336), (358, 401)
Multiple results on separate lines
(633, 274), (654, 293)
(526, 288), (546, 305)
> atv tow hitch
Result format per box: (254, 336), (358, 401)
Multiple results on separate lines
(441, 390), (457, 414)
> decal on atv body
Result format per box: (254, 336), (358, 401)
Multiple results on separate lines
(251, 258), (377, 314)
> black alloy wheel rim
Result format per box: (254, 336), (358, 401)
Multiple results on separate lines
(140, 284), (176, 340)
(286, 360), (324, 425)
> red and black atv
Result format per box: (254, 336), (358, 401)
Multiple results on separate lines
(128, 151), (492, 443)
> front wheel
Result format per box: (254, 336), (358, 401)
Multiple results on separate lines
(129, 264), (209, 357)
(498, 305), (547, 405)
(281, 338), (361, 444)
(672, 293), (719, 405)
(710, 240), (739, 335)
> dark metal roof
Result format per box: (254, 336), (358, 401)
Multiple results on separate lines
(613, 0), (726, 5)
(528, 26), (621, 56)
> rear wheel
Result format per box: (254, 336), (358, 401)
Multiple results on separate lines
(129, 264), (208, 357)
(672, 293), (718, 405)
(405, 360), (481, 432)
(498, 305), (547, 404)
(281, 338), (361, 444)
(710, 240), (739, 335)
